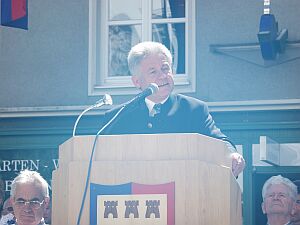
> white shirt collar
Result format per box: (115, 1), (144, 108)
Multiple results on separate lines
(145, 97), (168, 113)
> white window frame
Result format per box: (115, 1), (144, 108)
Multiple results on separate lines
(88, 0), (196, 96)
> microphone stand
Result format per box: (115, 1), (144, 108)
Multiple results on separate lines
(72, 94), (113, 137)
(76, 105), (125, 225)
(76, 84), (158, 224)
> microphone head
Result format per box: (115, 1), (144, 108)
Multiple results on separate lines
(149, 83), (159, 94)
(103, 94), (113, 105)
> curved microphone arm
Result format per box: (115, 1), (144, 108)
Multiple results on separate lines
(72, 94), (113, 137)
(76, 104), (126, 225)
(76, 84), (158, 224)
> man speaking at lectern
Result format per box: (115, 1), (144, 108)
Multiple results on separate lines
(102, 41), (245, 177)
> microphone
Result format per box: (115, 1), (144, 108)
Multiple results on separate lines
(97, 83), (159, 135)
(124, 83), (159, 107)
(72, 94), (113, 137)
(94, 94), (113, 107)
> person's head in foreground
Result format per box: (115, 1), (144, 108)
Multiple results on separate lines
(261, 175), (297, 225)
(10, 170), (49, 225)
(291, 180), (300, 225)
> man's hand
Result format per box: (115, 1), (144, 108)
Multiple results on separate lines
(231, 152), (245, 177)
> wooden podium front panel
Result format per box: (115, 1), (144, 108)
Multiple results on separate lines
(53, 160), (241, 225)
(52, 134), (242, 225)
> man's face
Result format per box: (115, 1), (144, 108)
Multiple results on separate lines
(262, 184), (295, 217)
(291, 194), (300, 224)
(11, 183), (48, 225)
(131, 53), (174, 103)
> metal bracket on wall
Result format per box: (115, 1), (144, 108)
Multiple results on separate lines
(258, 136), (300, 166)
(209, 41), (300, 68)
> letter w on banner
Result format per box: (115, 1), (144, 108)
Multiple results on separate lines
(1, 0), (28, 29)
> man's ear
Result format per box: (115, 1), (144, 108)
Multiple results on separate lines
(44, 197), (50, 207)
(131, 75), (141, 89)
(261, 202), (266, 214)
(291, 207), (295, 216)
(291, 201), (296, 215)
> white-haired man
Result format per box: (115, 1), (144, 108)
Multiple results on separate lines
(102, 41), (245, 177)
(9, 170), (50, 225)
(262, 175), (297, 225)
(0, 198), (15, 224)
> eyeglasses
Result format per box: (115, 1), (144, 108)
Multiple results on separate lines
(14, 199), (45, 209)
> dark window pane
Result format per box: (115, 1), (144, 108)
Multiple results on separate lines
(152, 0), (185, 19)
(152, 23), (185, 74)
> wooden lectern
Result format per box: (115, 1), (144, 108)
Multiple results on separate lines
(52, 133), (242, 225)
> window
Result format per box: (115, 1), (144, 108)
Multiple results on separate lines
(88, 0), (195, 95)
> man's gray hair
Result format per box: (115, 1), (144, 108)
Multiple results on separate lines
(262, 175), (297, 200)
(11, 170), (49, 198)
(127, 41), (173, 75)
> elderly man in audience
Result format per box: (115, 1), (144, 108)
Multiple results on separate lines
(9, 170), (50, 225)
(261, 175), (297, 225)
(291, 180), (300, 225)
(0, 198), (15, 224)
